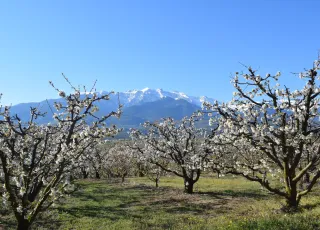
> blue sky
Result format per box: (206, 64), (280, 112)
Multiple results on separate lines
(0, 0), (319, 105)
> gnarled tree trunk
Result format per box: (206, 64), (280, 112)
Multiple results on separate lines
(184, 178), (194, 194)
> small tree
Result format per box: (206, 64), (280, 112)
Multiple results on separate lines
(130, 115), (211, 194)
(139, 160), (167, 188)
(0, 78), (121, 229)
(204, 59), (320, 210)
(105, 143), (134, 183)
(75, 144), (107, 179)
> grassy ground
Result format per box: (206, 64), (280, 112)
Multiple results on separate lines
(1, 176), (320, 229)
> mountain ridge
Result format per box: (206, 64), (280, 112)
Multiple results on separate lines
(7, 88), (214, 130)
(103, 87), (215, 107)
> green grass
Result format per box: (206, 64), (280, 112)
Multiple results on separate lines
(1, 176), (320, 229)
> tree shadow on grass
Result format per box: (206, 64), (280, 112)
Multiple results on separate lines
(301, 201), (320, 211)
(41, 198), (145, 229)
(164, 200), (232, 215)
(197, 190), (269, 200)
(70, 184), (148, 204)
(55, 205), (128, 220)
(146, 195), (233, 216)
(73, 191), (133, 203)
(121, 184), (160, 192)
(33, 219), (64, 230)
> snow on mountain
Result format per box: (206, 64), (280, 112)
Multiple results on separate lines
(8, 88), (215, 127)
(110, 88), (215, 107)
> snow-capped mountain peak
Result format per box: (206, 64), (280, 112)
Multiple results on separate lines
(141, 87), (151, 93)
(115, 88), (215, 107)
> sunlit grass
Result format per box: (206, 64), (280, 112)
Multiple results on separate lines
(1, 176), (320, 229)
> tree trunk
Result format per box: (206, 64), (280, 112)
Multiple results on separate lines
(155, 178), (159, 188)
(286, 196), (299, 210)
(82, 169), (88, 179)
(121, 175), (125, 183)
(95, 171), (100, 179)
(28, 181), (43, 202)
(17, 218), (31, 230)
(138, 171), (145, 177)
(285, 183), (299, 211)
(184, 179), (194, 194)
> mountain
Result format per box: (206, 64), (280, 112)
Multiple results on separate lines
(8, 88), (214, 130)
(108, 88), (215, 107)
(9, 96), (119, 125)
(107, 97), (202, 129)
(123, 97), (201, 120)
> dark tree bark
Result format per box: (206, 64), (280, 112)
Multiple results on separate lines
(28, 181), (43, 202)
(82, 169), (89, 179)
(17, 218), (31, 230)
(184, 179), (195, 194)
(95, 171), (100, 179)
